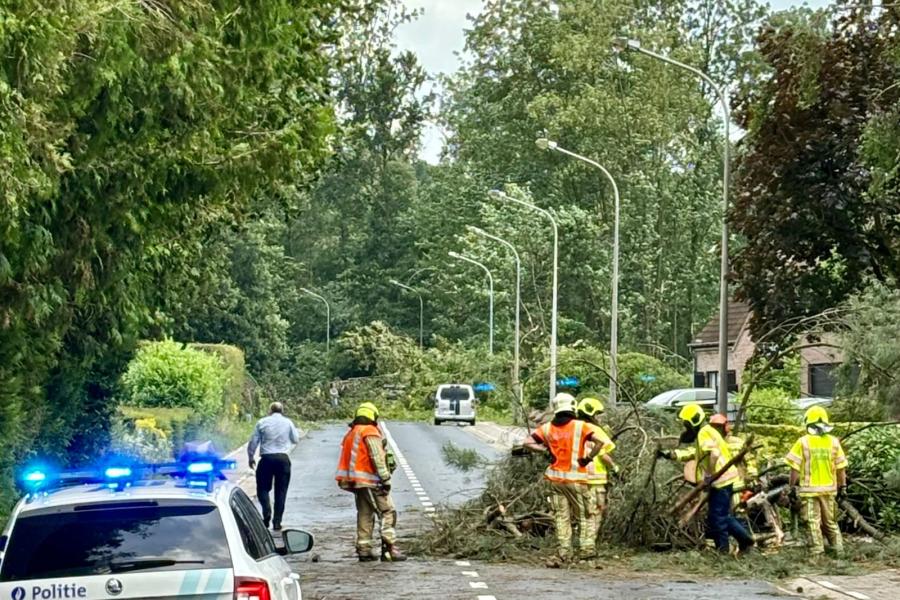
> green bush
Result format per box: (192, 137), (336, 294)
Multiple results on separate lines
(843, 425), (900, 530)
(189, 343), (248, 417)
(121, 340), (230, 418)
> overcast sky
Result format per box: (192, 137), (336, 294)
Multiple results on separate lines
(395, 0), (833, 162)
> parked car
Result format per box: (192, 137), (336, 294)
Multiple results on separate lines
(646, 388), (739, 419)
(791, 396), (833, 411)
(433, 383), (476, 426)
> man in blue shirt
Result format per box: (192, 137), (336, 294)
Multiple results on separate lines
(248, 402), (300, 530)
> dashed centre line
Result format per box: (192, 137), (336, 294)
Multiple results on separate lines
(381, 422), (496, 599)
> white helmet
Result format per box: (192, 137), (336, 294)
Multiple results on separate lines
(552, 392), (576, 414)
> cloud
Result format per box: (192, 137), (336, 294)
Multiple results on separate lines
(396, 0), (485, 74)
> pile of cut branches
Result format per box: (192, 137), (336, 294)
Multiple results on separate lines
(418, 407), (706, 560)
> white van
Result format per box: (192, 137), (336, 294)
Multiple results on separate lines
(433, 384), (476, 426)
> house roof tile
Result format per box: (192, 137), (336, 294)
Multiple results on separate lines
(690, 300), (751, 348)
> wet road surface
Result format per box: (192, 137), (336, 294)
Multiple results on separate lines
(276, 421), (787, 600)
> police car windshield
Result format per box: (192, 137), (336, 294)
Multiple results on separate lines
(0, 502), (231, 581)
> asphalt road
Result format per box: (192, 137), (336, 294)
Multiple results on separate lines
(278, 421), (787, 600)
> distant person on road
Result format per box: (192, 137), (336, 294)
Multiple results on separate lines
(248, 401), (300, 531)
(335, 402), (407, 562)
(575, 397), (619, 537)
(524, 393), (606, 565)
(785, 406), (848, 558)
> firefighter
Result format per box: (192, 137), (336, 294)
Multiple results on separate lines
(335, 402), (407, 562)
(524, 393), (606, 563)
(785, 406), (848, 557)
(575, 397), (618, 535)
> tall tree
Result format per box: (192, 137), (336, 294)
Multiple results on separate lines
(0, 0), (340, 501)
(730, 4), (900, 340)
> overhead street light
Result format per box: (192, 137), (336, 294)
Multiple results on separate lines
(300, 287), (331, 352)
(467, 225), (523, 414)
(389, 279), (424, 350)
(614, 37), (732, 416)
(535, 138), (621, 407)
(489, 189), (559, 404)
(448, 251), (494, 355)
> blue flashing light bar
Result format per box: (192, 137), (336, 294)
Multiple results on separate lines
(17, 454), (237, 497)
(187, 462), (214, 475)
(105, 467), (133, 479)
(23, 470), (47, 483)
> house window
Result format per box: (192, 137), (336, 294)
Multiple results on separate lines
(809, 363), (840, 398)
(706, 370), (738, 393)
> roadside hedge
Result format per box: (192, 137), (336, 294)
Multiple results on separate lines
(120, 340), (231, 418)
(189, 343), (248, 417)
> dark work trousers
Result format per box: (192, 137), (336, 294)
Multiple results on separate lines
(256, 453), (292, 527)
(708, 484), (754, 552)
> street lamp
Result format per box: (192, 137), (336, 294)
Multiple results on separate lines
(614, 37), (731, 416)
(300, 287), (331, 352)
(535, 138), (620, 407)
(489, 188), (559, 403)
(467, 225), (522, 413)
(448, 251), (494, 355)
(389, 279), (424, 350)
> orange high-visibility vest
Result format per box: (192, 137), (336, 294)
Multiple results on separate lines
(533, 420), (592, 483)
(335, 424), (382, 487)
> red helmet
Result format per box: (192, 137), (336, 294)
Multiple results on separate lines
(710, 414), (728, 426)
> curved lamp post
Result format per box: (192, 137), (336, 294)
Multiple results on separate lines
(300, 287), (331, 352)
(467, 225), (522, 411)
(448, 251), (494, 355)
(535, 138), (620, 407)
(489, 189), (559, 402)
(614, 37), (731, 416)
(389, 279), (424, 350)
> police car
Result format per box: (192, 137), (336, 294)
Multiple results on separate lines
(0, 458), (313, 600)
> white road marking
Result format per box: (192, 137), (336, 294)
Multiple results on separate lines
(818, 581), (840, 590)
(382, 423), (496, 597)
(846, 593), (870, 600)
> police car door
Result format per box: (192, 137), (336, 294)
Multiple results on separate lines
(228, 491), (299, 600)
(0, 499), (235, 600)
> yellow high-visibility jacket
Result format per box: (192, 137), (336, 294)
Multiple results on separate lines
(583, 423), (615, 485)
(674, 425), (741, 489)
(785, 434), (848, 497)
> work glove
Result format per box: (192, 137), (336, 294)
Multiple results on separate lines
(577, 457), (592, 468)
(248, 459), (256, 470)
(386, 452), (398, 473)
(655, 448), (673, 460)
(703, 475), (714, 487)
(611, 463), (621, 476)
(788, 486), (798, 502)
(380, 481), (392, 493)
(837, 486), (848, 502)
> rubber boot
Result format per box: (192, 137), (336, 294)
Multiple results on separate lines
(381, 541), (407, 562)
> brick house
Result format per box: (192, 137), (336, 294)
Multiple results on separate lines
(689, 301), (842, 397)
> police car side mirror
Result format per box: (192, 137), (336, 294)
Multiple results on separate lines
(282, 529), (314, 554)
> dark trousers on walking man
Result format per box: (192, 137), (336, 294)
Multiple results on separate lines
(256, 453), (292, 529)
